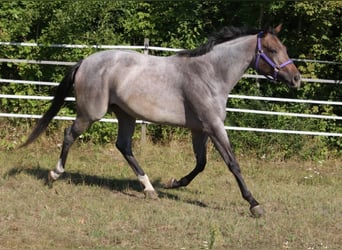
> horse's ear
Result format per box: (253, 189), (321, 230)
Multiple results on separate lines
(262, 24), (273, 35)
(274, 24), (282, 34)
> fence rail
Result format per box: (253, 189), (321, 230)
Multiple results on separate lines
(1, 113), (341, 137)
(1, 94), (341, 121)
(1, 41), (342, 65)
(1, 42), (341, 137)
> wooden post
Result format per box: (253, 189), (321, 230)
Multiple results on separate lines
(141, 38), (149, 144)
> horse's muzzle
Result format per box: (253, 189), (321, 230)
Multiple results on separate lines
(290, 73), (301, 88)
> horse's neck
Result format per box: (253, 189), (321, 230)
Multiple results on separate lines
(206, 35), (256, 94)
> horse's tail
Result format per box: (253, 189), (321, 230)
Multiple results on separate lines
(20, 60), (83, 148)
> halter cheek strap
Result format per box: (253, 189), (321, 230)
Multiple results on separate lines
(255, 32), (293, 81)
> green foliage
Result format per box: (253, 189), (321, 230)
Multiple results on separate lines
(80, 121), (118, 144)
(0, 0), (341, 159)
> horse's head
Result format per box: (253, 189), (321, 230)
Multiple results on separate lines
(254, 24), (301, 88)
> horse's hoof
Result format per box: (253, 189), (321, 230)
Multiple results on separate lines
(144, 190), (159, 200)
(250, 205), (265, 218)
(164, 178), (177, 189)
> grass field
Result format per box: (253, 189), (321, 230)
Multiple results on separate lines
(1, 139), (341, 249)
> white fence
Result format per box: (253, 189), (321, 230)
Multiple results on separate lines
(0, 42), (341, 137)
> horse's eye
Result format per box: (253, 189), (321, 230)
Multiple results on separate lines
(268, 48), (277, 54)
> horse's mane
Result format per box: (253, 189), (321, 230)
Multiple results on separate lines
(177, 26), (260, 57)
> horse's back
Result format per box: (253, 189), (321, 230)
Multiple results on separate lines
(73, 50), (191, 126)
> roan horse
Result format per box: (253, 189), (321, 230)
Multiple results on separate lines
(21, 25), (300, 217)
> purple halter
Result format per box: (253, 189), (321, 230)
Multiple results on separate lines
(255, 32), (293, 81)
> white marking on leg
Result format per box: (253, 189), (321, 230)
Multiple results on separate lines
(138, 174), (155, 192)
(50, 159), (65, 180)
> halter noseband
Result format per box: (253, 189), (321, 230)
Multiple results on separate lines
(255, 32), (293, 81)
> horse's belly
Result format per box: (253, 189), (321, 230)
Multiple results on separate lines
(121, 94), (187, 126)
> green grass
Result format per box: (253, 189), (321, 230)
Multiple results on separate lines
(1, 140), (341, 249)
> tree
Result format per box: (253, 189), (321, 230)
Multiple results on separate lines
(0, 0), (340, 156)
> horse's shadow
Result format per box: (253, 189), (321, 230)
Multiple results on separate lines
(5, 166), (210, 208)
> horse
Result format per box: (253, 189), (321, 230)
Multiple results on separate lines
(21, 25), (301, 217)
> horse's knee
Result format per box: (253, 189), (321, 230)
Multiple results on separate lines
(115, 140), (125, 154)
(62, 127), (78, 149)
(228, 160), (241, 174)
(64, 126), (71, 137)
(115, 140), (132, 156)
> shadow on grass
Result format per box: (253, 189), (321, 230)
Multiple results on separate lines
(4, 166), (210, 209)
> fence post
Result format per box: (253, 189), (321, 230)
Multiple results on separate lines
(140, 38), (149, 144)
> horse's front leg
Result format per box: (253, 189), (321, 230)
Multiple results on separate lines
(165, 130), (208, 188)
(208, 119), (264, 217)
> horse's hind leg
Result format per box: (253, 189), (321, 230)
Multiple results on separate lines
(48, 117), (92, 184)
(114, 107), (158, 199)
(166, 130), (208, 188)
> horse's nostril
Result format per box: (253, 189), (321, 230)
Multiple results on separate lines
(294, 74), (301, 82)
(292, 74), (301, 88)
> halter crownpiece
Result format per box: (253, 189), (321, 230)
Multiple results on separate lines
(255, 32), (294, 81)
